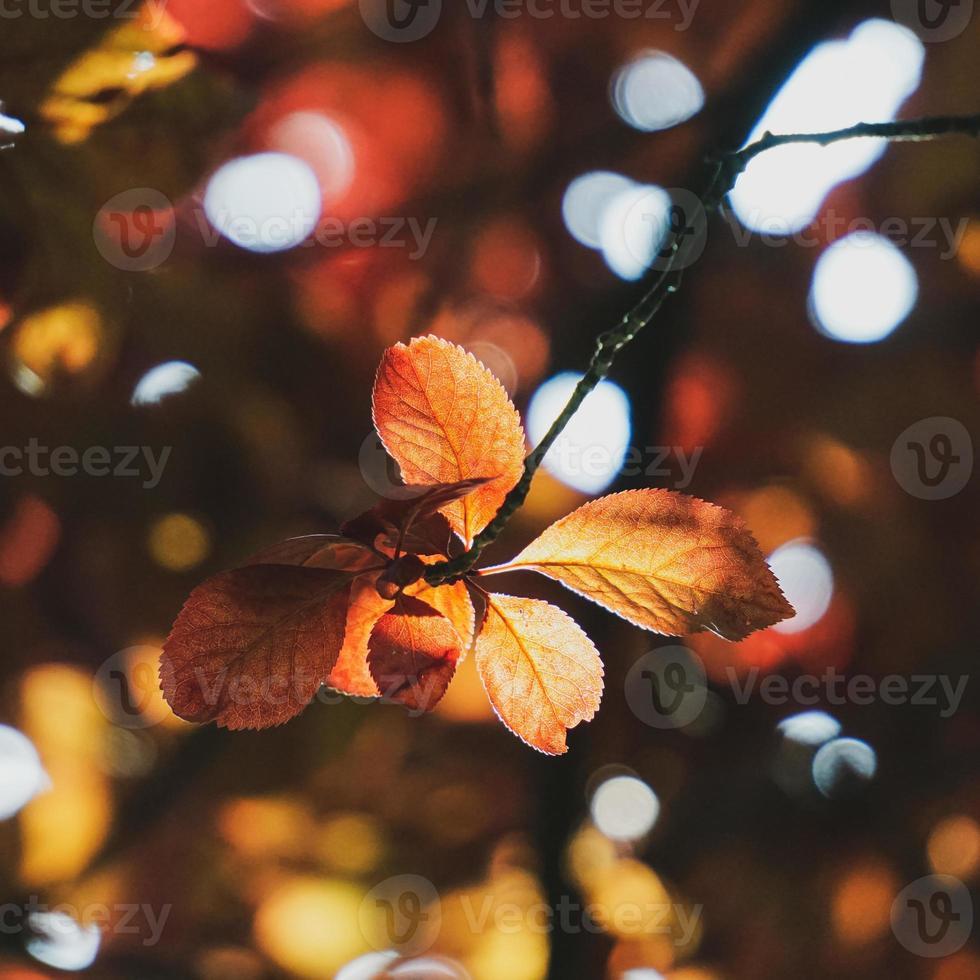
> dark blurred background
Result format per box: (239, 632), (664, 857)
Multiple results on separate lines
(0, 0), (978, 977)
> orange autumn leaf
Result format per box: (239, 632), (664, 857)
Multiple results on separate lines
(342, 478), (492, 556)
(491, 489), (793, 641)
(372, 336), (526, 546)
(411, 576), (476, 654)
(327, 565), (475, 699)
(475, 594), (603, 755)
(368, 596), (463, 712)
(327, 571), (393, 697)
(241, 538), (393, 698)
(244, 534), (383, 572)
(161, 566), (351, 729)
(161, 342), (794, 747)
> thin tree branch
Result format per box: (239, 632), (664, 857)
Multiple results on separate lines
(425, 111), (980, 585)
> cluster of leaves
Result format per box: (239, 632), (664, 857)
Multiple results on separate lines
(161, 337), (792, 753)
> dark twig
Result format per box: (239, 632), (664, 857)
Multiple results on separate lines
(425, 112), (980, 586)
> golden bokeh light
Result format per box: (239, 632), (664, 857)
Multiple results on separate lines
(219, 797), (315, 860)
(466, 925), (550, 980)
(730, 485), (816, 554)
(197, 946), (266, 980)
(932, 950), (980, 980)
(565, 823), (619, 891)
(317, 812), (385, 875)
(955, 218), (980, 277)
(518, 469), (584, 527)
(588, 860), (678, 942)
(147, 513), (212, 572)
(254, 877), (369, 979)
(19, 664), (111, 885)
(111, 641), (188, 731)
(10, 301), (104, 395)
(927, 814), (980, 881)
(435, 655), (496, 724)
(438, 869), (550, 980)
(831, 862), (897, 945)
(606, 935), (677, 976)
(802, 435), (872, 508)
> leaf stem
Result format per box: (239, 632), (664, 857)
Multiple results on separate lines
(425, 112), (980, 586)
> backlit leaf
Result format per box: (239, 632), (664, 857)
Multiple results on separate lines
(493, 489), (793, 640)
(327, 572), (393, 698)
(244, 534), (383, 573)
(368, 596), (462, 712)
(341, 480), (494, 558)
(242, 536), (388, 698)
(410, 577), (476, 654)
(475, 594), (603, 755)
(326, 553), (475, 700)
(161, 565), (350, 729)
(372, 336), (526, 546)
(344, 506), (454, 559)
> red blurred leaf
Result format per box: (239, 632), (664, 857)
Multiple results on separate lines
(475, 593), (603, 755)
(0, 495), (60, 588)
(161, 565), (350, 729)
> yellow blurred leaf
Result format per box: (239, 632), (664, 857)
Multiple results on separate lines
(41, 7), (196, 143)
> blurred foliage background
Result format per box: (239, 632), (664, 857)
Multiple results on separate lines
(0, 0), (978, 977)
